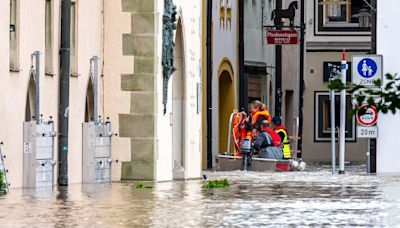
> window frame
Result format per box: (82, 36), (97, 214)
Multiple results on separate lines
(314, 91), (356, 142)
(70, 0), (79, 76)
(45, 0), (54, 75)
(9, 0), (19, 71)
(314, 0), (371, 35)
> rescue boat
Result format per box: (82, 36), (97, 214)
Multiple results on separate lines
(217, 112), (306, 172)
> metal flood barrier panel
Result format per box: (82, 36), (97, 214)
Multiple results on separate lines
(82, 121), (113, 183)
(23, 121), (56, 188)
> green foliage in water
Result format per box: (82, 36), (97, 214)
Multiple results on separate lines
(135, 182), (154, 189)
(203, 179), (230, 189)
(0, 171), (7, 194)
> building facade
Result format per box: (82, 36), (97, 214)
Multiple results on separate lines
(202, 0), (239, 168)
(303, 0), (371, 163)
(376, 0), (400, 173)
(0, 0), (202, 188)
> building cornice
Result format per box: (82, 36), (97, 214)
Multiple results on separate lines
(306, 41), (371, 51)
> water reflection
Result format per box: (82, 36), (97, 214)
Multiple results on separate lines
(0, 167), (400, 227)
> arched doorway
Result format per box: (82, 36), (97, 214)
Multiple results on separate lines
(25, 74), (36, 121)
(85, 78), (94, 122)
(172, 19), (186, 179)
(218, 62), (235, 154)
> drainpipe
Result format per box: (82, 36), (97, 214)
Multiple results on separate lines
(238, 0), (247, 110)
(369, 0), (377, 173)
(298, 0), (305, 158)
(206, 0), (213, 169)
(274, 0), (282, 117)
(58, 0), (71, 186)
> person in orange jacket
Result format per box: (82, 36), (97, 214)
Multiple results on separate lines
(247, 100), (271, 131)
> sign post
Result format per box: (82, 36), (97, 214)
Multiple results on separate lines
(352, 55), (382, 173)
(328, 63), (341, 174)
(356, 105), (379, 173)
(339, 50), (347, 175)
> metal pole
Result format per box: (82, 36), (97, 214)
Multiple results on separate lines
(58, 0), (71, 186)
(339, 50), (347, 174)
(33, 51), (40, 124)
(292, 117), (299, 159)
(330, 88), (336, 174)
(91, 56), (99, 124)
(370, 0), (377, 173)
(275, 0), (282, 117)
(367, 138), (371, 173)
(206, 0), (213, 169)
(238, 0), (247, 110)
(226, 113), (235, 155)
(298, 0), (305, 159)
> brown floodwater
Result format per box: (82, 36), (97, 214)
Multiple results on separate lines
(1, 166), (400, 227)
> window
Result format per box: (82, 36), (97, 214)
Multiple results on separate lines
(314, 91), (356, 142)
(70, 1), (77, 75)
(9, 0), (18, 70)
(317, 0), (371, 32)
(45, 0), (53, 74)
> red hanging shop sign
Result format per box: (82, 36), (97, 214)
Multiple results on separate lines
(266, 30), (298, 45)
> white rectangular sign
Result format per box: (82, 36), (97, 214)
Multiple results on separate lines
(352, 55), (383, 87)
(357, 126), (378, 138)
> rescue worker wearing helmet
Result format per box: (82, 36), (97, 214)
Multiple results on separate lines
(271, 116), (291, 159)
(253, 120), (283, 159)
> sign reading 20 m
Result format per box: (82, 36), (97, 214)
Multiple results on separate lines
(352, 55), (383, 87)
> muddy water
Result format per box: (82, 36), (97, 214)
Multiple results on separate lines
(1, 166), (400, 227)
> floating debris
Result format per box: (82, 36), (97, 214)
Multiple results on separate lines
(203, 179), (230, 189)
(135, 182), (154, 189)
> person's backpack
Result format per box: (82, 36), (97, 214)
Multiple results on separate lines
(264, 128), (282, 147)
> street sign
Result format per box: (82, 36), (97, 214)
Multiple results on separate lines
(357, 126), (378, 138)
(352, 55), (383, 87)
(356, 105), (378, 126)
(266, 30), (298, 45)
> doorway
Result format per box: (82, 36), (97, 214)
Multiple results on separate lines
(218, 70), (235, 153)
(172, 19), (186, 180)
(25, 74), (36, 122)
(85, 78), (94, 122)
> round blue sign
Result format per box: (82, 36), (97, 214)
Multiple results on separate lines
(357, 58), (378, 78)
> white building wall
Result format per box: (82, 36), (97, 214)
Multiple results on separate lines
(156, 0), (203, 180)
(376, 0), (400, 173)
(212, 0), (238, 159)
(103, 0), (132, 181)
(0, 0), (103, 187)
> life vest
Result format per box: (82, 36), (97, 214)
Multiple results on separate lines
(263, 128), (282, 147)
(275, 126), (291, 159)
(232, 113), (246, 156)
(251, 110), (271, 125)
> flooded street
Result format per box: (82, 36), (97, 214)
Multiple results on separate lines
(1, 166), (400, 227)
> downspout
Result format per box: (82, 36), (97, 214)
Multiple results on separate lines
(298, 0), (305, 158)
(238, 0), (246, 110)
(206, 0), (213, 169)
(58, 0), (71, 186)
(369, 0), (377, 173)
(274, 0), (282, 116)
